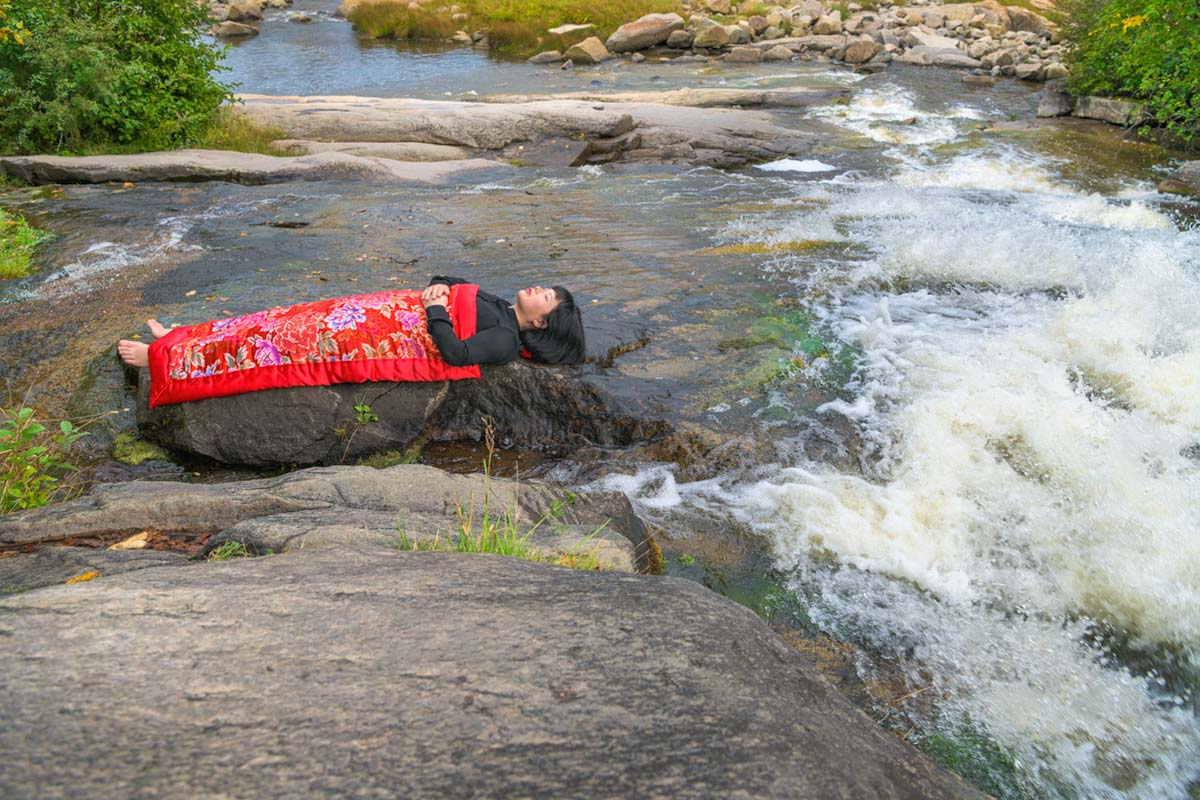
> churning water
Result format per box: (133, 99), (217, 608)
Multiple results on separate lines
(611, 82), (1200, 797)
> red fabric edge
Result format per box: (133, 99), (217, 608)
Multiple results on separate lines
(148, 284), (482, 408)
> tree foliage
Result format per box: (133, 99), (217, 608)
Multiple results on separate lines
(0, 0), (234, 154)
(1064, 0), (1200, 143)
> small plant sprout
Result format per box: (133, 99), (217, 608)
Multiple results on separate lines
(208, 540), (250, 561)
(354, 399), (378, 424)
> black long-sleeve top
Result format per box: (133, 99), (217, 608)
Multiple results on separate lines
(424, 275), (521, 366)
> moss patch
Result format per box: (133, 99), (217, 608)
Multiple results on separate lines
(112, 432), (171, 465)
(697, 240), (844, 257)
(357, 441), (424, 469)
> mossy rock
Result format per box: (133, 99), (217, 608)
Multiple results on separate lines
(112, 432), (171, 466)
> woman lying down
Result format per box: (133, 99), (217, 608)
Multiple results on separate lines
(117, 275), (586, 408)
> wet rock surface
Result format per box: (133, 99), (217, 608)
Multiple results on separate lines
(0, 462), (657, 574)
(0, 546), (983, 800)
(1159, 161), (1200, 196)
(132, 361), (669, 467)
(237, 94), (838, 168)
(0, 149), (496, 186)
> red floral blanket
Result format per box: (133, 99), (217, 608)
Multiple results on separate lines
(147, 284), (480, 407)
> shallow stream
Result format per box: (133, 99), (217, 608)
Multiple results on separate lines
(2, 8), (1198, 797)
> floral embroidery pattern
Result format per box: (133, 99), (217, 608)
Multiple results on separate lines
(163, 291), (445, 381)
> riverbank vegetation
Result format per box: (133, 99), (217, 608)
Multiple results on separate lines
(1, 406), (86, 514)
(0, 207), (50, 279)
(0, 0), (233, 155)
(347, 0), (680, 57)
(1064, 0), (1200, 144)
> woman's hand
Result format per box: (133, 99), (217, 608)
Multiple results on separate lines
(422, 284), (450, 310)
(422, 283), (449, 303)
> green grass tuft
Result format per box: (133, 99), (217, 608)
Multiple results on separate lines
(348, 0), (682, 58)
(0, 207), (52, 279)
(208, 540), (250, 561)
(191, 107), (291, 156)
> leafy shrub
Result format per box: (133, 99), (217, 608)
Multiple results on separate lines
(0, 406), (87, 514)
(1064, 0), (1200, 144)
(0, 0), (234, 154)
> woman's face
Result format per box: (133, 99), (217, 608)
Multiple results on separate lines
(517, 286), (559, 324)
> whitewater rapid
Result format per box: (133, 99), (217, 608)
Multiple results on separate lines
(602, 86), (1200, 798)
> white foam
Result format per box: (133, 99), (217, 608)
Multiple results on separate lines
(692, 157), (1200, 796)
(755, 158), (838, 173)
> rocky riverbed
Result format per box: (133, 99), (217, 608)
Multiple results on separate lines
(2, 8), (1199, 798)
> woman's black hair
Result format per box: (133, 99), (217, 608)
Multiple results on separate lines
(519, 286), (586, 365)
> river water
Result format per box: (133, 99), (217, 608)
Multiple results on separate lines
(3, 7), (1199, 797)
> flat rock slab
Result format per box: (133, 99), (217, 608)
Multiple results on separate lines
(0, 546), (188, 595)
(237, 94), (839, 168)
(132, 361), (668, 466)
(271, 139), (472, 161)
(0, 149), (497, 186)
(0, 463), (657, 574)
(0, 547), (983, 799)
(483, 87), (848, 108)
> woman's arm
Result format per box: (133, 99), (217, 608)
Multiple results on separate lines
(425, 307), (518, 366)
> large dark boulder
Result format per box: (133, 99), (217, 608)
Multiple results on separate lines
(133, 361), (668, 467)
(0, 546), (983, 799)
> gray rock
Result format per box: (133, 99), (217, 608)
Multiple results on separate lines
(726, 46), (763, 63)
(527, 49), (563, 63)
(762, 44), (795, 61)
(691, 16), (730, 48)
(132, 361), (667, 467)
(211, 20), (258, 37)
(605, 12), (685, 53)
(704, 0), (731, 13)
(896, 46), (981, 68)
(843, 40), (881, 64)
(1036, 79), (1075, 117)
(812, 13), (843, 34)
(0, 546), (188, 595)
(0, 546), (985, 800)
(1042, 61), (1068, 80)
(666, 28), (694, 48)
(1014, 61), (1043, 81)
(224, 0), (262, 21)
(271, 139), (471, 161)
(1006, 5), (1052, 35)
(0, 149), (496, 186)
(547, 22), (594, 36)
(1158, 161), (1200, 196)
(800, 0), (825, 19)
(902, 28), (961, 49)
(1072, 95), (1146, 126)
(980, 48), (1014, 68)
(235, 94), (834, 169)
(287, 11), (313, 22)
(726, 25), (751, 45)
(0, 463), (658, 572)
(753, 34), (847, 52)
(563, 36), (611, 65)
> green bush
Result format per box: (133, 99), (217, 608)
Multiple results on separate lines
(0, 406), (87, 514)
(0, 0), (234, 154)
(1064, 0), (1200, 144)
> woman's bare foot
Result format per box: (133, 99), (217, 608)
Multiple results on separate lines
(147, 318), (169, 339)
(117, 340), (150, 368)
